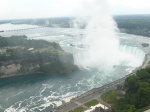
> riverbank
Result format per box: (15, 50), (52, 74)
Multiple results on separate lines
(0, 56), (78, 78)
(0, 35), (78, 78)
(50, 53), (150, 112)
(51, 76), (126, 112)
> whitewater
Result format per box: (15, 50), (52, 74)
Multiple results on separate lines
(0, 23), (150, 112)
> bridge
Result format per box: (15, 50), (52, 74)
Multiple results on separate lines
(0, 26), (47, 32)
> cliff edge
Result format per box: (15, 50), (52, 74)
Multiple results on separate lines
(0, 36), (78, 78)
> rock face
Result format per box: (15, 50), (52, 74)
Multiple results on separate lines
(141, 43), (149, 47)
(0, 54), (78, 78)
(0, 36), (78, 78)
(0, 64), (21, 77)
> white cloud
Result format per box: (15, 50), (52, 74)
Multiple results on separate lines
(108, 0), (150, 9)
(0, 0), (150, 20)
(108, 0), (150, 15)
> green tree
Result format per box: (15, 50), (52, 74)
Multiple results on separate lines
(124, 75), (139, 92)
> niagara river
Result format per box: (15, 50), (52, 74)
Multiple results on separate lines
(0, 24), (150, 112)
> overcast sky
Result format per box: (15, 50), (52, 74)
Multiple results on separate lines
(0, 0), (150, 20)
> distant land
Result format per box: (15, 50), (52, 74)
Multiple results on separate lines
(114, 15), (150, 37)
(0, 14), (150, 37)
(0, 36), (78, 78)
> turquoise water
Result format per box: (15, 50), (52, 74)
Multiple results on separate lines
(0, 24), (149, 112)
(0, 67), (128, 112)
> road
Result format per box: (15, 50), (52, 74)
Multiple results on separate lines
(50, 77), (127, 112)
(49, 54), (150, 112)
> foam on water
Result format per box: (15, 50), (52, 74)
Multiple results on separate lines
(0, 23), (149, 112)
(0, 66), (139, 112)
(1, 69), (119, 112)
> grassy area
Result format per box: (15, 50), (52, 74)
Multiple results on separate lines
(69, 106), (85, 112)
(37, 47), (67, 55)
(101, 90), (117, 103)
(84, 99), (99, 107)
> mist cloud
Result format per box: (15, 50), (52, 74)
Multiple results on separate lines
(73, 0), (145, 71)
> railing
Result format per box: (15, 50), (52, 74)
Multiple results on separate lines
(52, 54), (149, 112)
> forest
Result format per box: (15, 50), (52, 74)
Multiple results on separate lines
(0, 36), (65, 61)
(114, 68), (150, 112)
(0, 36), (77, 77)
(1, 15), (150, 37)
(101, 67), (150, 112)
(114, 15), (150, 37)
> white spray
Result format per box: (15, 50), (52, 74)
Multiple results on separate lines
(72, 0), (145, 70)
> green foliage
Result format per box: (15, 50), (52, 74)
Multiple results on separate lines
(84, 99), (99, 107)
(115, 100), (137, 112)
(69, 106), (85, 112)
(124, 75), (139, 92)
(114, 68), (150, 112)
(115, 15), (150, 37)
(0, 36), (77, 75)
(0, 36), (65, 61)
(137, 69), (150, 81)
(0, 36), (62, 50)
(137, 105), (150, 112)
(101, 90), (117, 103)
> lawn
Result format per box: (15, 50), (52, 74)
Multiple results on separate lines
(69, 106), (85, 112)
(101, 90), (117, 103)
(84, 99), (99, 107)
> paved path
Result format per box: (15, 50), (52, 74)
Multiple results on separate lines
(50, 78), (125, 112)
(49, 54), (150, 112)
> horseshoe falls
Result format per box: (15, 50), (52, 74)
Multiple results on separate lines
(0, 24), (149, 112)
(0, 0), (148, 111)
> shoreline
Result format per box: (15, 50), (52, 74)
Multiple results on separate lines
(0, 68), (79, 79)
(51, 53), (150, 112)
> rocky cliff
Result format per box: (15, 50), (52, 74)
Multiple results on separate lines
(0, 36), (78, 78)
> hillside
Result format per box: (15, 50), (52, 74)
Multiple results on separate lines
(114, 15), (150, 37)
(0, 36), (78, 78)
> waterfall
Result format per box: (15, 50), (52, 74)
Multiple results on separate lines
(74, 53), (82, 66)
(119, 45), (145, 67)
(73, 45), (146, 68)
(73, 52), (88, 69)
(119, 45), (145, 61)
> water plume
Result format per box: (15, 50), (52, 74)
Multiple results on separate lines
(72, 0), (145, 70)
(72, 0), (120, 70)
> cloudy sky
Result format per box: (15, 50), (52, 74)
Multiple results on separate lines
(0, 0), (150, 20)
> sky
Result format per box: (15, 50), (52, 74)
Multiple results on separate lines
(0, 0), (150, 20)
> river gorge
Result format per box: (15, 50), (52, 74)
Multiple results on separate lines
(0, 23), (150, 112)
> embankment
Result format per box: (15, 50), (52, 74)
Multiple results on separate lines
(0, 54), (78, 78)
(51, 53), (150, 112)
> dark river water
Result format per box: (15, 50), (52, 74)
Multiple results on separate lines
(0, 24), (150, 112)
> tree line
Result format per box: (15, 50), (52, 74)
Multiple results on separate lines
(114, 68), (150, 112)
